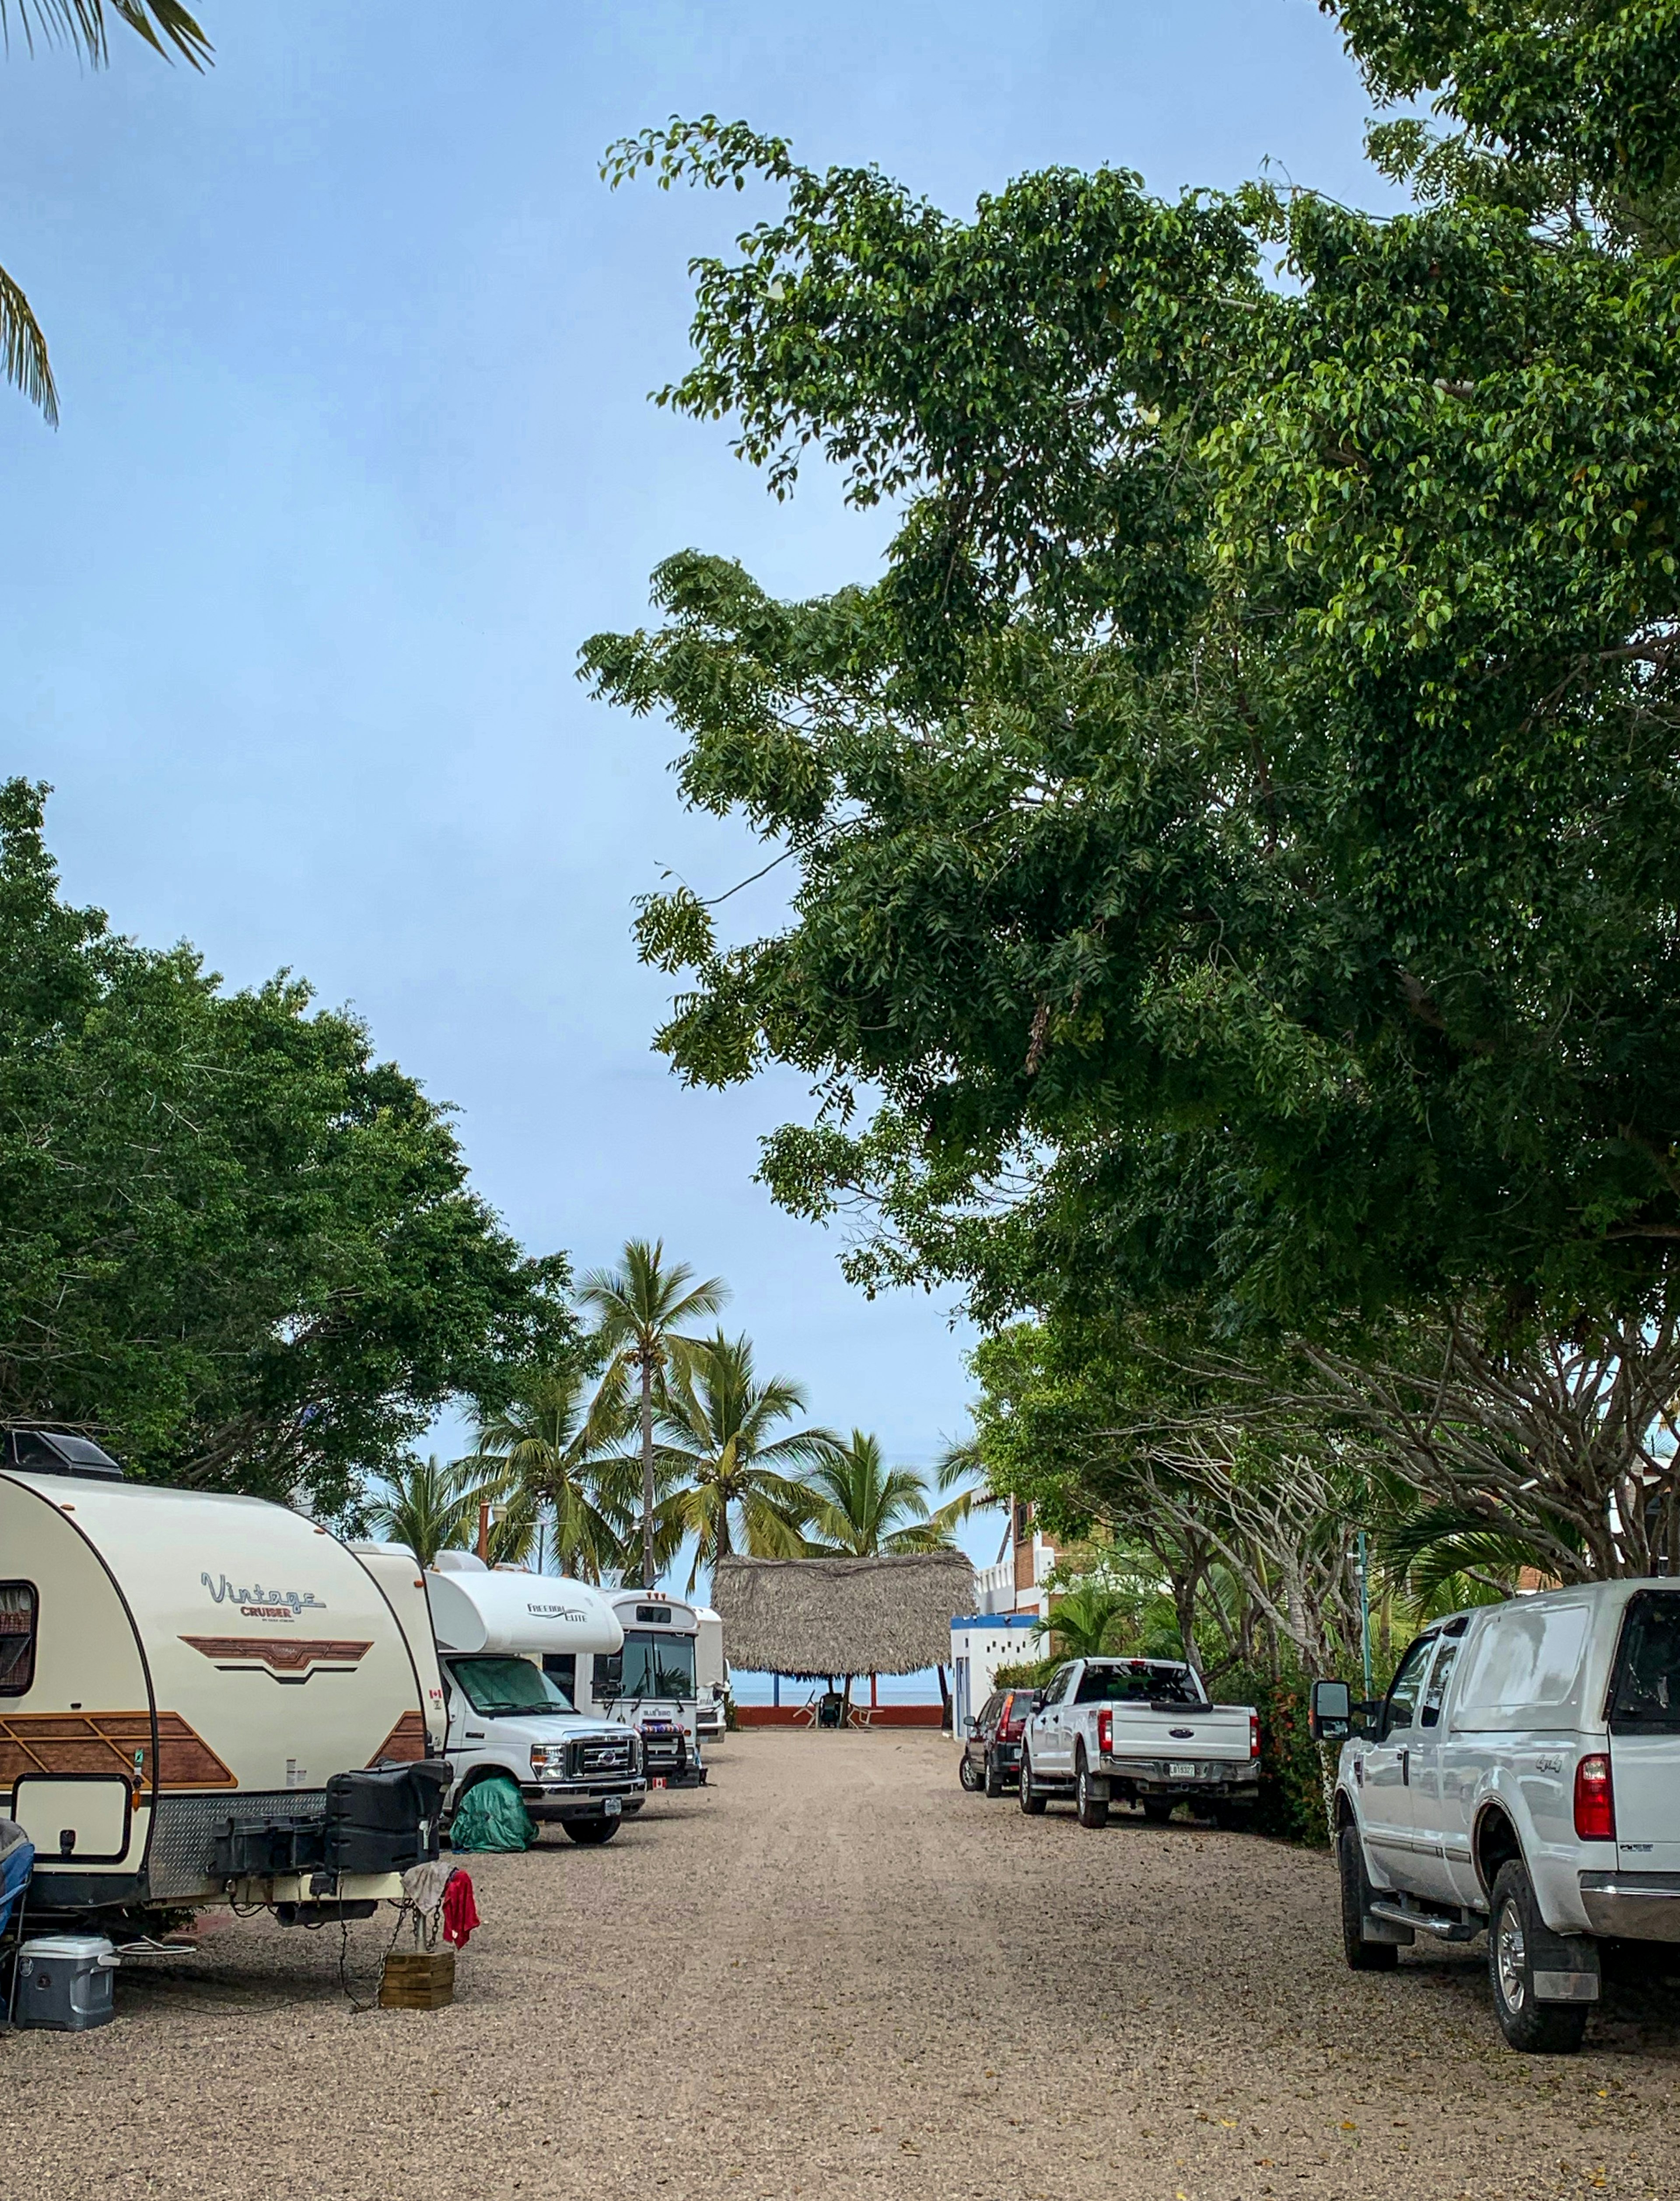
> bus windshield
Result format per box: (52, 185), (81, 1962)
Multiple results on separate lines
(616, 1630), (697, 1701)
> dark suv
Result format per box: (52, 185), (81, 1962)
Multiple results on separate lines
(958, 1687), (1035, 1798)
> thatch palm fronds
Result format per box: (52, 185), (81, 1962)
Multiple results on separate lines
(0, 1), (211, 423)
(366, 1452), (482, 1570)
(711, 1551), (977, 1681)
(466, 1355), (637, 1584)
(656, 1330), (836, 1592)
(802, 1430), (954, 1556)
(579, 1239), (728, 1589)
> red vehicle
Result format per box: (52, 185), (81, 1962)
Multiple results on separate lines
(959, 1687), (1036, 1798)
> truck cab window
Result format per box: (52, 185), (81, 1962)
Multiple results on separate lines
(0, 1583), (35, 1694)
(1419, 1639), (1460, 1728)
(1383, 1633), (1437, 1735)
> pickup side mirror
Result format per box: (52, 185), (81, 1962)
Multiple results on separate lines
(1309, 1679), (1353, 1744)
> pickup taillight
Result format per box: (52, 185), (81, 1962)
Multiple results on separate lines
(1097, 1709), (1113, 1756)
(1249, 1710), (1260, 1762)
(1574, 1753), (1615, 1841)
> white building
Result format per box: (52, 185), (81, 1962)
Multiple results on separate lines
(948, 1613), (1041, 1732)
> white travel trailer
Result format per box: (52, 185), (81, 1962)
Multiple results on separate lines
(1, 1435), (446, 1925)
(421, 1556), (647, 1839)
(562, 1588), (707, 1787)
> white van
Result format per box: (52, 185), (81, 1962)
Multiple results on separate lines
(1319, 1581), (1680, 2053)
(558, 1588), (707, 1788)
(421, 1557), (648, 1844)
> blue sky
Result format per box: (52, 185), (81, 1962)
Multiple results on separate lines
(0, 1), (1402, 1576)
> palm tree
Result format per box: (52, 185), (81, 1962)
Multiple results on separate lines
(1, 3), (213, 423)
(365, 1453), (481, 1570)
(464, 1353), (637, 1584)
(801, 1431), (955, 1556)
(578, 1239), (727, 1589)
(655, 1332), (837, 1591)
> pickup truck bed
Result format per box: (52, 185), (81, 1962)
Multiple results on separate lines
(1022, 1658), (1260, 1830)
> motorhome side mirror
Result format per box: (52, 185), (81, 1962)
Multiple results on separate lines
(1309, 1679), (1353, 1744)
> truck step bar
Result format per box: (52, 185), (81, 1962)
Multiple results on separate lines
(1366, 1899), (1481, 1942)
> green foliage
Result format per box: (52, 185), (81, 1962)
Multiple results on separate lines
(0, 781), (570, 1518)
(466, 1345), (637, 1582)
(799, 1429), (953, 1556)
(990, 1656), (1058, 1693)
(1221, 1665), (1334, 1847)
(579, 1238), (728, 1589)
(584, 102), (1680, 1353)
(365, 1453), (483, 1570)
(654, 1329), (836, 1587)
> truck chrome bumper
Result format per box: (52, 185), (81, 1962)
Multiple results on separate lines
(523, 1777), (648, 1821)
(1578, 1872), (1680, 1942)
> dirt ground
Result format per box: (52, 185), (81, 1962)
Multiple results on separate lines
(5, 1729), (1679, 2201)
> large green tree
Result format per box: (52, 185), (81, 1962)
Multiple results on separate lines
(0, 780), (570, 1515)
(582, 72), (1680, 1366)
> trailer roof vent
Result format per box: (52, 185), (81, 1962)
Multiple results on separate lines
(3, 1428), (125, 1480)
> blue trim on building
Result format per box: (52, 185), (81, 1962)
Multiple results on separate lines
(949, 1614), (1039, 1629)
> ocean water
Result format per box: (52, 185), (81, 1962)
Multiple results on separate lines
(729, 1667), (944, 1706)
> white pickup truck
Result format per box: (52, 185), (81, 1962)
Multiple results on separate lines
(1316, 1581), (1680, 2054)
(1019, 1657), (1261, 1829)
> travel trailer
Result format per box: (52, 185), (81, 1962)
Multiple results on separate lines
(694, 1605), (727, 1742)
(0, 1435), (446, 1927)
(421, 1556), (647, 1840)
(561, 1588), (707, 1787)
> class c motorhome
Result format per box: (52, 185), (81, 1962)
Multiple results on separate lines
(1, 1433), (447, 1925)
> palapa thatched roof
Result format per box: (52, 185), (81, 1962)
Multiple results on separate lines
(710, 1552), (978, 1677)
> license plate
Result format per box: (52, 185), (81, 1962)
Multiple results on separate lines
(649, 1777), (667, 1790)
(1168, 1761), (1197, 1780)
(603, 1796), (622, 1817)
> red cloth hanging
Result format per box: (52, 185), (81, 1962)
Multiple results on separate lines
(441, 1868), (480, 1949)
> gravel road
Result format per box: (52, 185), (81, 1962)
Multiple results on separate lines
(5, 1729), (1679, 2200)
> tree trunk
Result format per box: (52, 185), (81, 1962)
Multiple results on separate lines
(640, 1353), (656, 1591)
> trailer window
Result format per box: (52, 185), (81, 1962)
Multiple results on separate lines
(0, 1584), (36, 1695)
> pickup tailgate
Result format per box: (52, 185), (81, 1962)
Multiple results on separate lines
(1103, 1702), (1253, 1766)
(1607, 1589), (1680, 1872)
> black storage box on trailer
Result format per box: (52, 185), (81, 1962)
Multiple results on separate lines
(322, 1759), (449, 1876)
(210, 1815), (328, 1881)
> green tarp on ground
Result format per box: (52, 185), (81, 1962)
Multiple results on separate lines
(449, 1775), (536, 1852)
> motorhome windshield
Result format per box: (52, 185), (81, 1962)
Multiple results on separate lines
(616, 1630), (696, 1700)
(450, 1656), (574, 1717)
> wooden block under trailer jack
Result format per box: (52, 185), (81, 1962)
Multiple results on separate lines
(379, 1949), (455, 2009)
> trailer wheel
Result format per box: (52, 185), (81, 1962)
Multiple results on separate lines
(1338, 1822), (1399, 1972)
(1488, 1861), (1589, 2054)
(563, 1814), (621, 1845)
(1074, 1751), (1110, 1830)
(1018, 1752), (1047, 1815)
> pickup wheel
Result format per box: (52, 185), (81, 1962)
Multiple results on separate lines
(1488, 1861), (1590, 2055)
(958, 1751), (984, 1793)
(984, 1751), (1006, 1800)
(563, 1814), (621, 1845)
(1018, 1752), (1047, 1815)
(1338, 1822), (1399, 1972)
(1074, 1752), (1110, 1830)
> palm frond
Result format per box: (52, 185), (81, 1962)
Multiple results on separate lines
(0, 264), (56, 424)
(0, 0), (210, 65)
